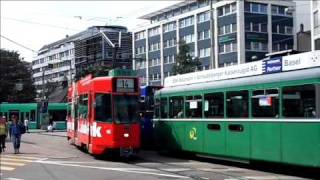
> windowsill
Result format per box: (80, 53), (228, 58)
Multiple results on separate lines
(246, 49), (268, 52)
(179, 24), (194, 29)
(197, 20), (210, 24)
(163, 29), (176, 33)
(135, 38), (146, 41)
(244, 10), (267, 15)
(272, 32), (293, 36)
(199, 55), (210, 58)
(219, 51), (237, 55)
(218, 12), (237, 18)
(198, 37), (211, 41)
(245, 30), (268, 34)
(163, 46), (176, 49)
(218, 31), (237, 36)
(271, 13), (293, 17)
(148, 50), (160, 53)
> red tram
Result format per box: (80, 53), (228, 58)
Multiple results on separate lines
(67, 69), (141, 156)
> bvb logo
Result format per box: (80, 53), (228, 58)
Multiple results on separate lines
(189, 127), (197, 140)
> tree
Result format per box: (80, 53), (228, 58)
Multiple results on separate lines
(0, 49), (36, 103)
(172, 41), (201, 75)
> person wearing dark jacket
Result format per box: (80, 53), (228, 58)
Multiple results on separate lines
(9, 115), (24, 154)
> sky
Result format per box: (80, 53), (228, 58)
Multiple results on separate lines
(0, 1), (181, 62)
(0, 1), (312, 62)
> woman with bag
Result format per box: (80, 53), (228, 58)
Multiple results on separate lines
(9, 115), (25, 154)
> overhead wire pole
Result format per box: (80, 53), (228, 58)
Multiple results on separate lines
(210, 0), (215, 69)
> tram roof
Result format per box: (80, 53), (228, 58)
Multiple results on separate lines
(157, 67), (320, 96)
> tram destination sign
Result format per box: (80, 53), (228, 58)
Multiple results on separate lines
(116, 78), (135, 92)
(164, 51), (320, 87)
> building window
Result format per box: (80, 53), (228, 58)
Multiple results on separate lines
(271, 5), (292, 16)
(218, 2), (237, 17)
(285, 26), (293, 35)
(181, 34), (195, 43)
(199, 48), (210, 58)
(149, 42), (160, 52)
(219, 41), (237, 54)
(179, 16), (194, 28)
(247, 42), (268, 52)
(197, 11), (210, 23)
(148, 26), (160, 37)
(163, 22), (176, 33)
(198, 29), (210, 40)
(218, 23), (237, 35)
(164, 38), (176, 48)
(135, 31), (146, 40)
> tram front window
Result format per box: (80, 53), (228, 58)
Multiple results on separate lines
(114, 95), (139, 124)
(95, 94), (112, 123)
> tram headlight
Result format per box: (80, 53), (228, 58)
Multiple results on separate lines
(106, 129), (112, 135)
(124, 133), (129, 138)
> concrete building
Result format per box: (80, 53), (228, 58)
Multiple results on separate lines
(133, 0), (296, 86)
(32, 34), (81, 94)
(32, 26), (132, 95)
(74, 26), (132, 75)
(296, 24), (311, 52)
(311, 0), (320, 50)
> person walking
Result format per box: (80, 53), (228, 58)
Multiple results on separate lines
(9, 115), (25, 154)
(0, 116), (8, 153)
(24, 118), (29, 133)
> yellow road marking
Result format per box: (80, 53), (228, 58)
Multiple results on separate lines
(1, 161), (25, 166)
(0, 166), (15, 171)
(0, 158), (33, 162)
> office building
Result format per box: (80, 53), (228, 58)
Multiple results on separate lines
(133, 0), (296, 86)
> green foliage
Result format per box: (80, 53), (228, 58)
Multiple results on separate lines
(171, 41), (201, 75)
(0, 49), (36, 103)
(74, 65), (110, 81)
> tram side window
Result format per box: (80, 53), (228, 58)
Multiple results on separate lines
(160, 98), (168, 118)
(283, 84), (316, 118)
(169, 97), (184, 118)
(204, 92), (224, 118)
(95, 94), (112, 122)
(227, 91), (249, 118)
(30, 110), (35, 122)
(252, 89), (279, 118)
(79, 94), (88, 119)
(185, 95), (202, 118)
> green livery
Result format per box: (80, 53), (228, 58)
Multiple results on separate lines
(154, 67), (320, 168)
(0, 103), (67, 130)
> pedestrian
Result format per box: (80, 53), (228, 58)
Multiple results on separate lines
(0, 116), (8, 153)
(9, 115), (25, 154)
(24, 118), (29, 133)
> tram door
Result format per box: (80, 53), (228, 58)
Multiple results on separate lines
(225, 91), (250, 159)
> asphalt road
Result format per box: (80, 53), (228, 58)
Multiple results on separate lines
(0, 132), (318, 180)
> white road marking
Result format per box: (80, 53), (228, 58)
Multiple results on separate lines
(1, 155), (42, 160)
(243, 176), (304, 180)
(36, 160), (189, 179)
(0, 158), (33, 162)
(5, 178), (25, 180)
(0, 166), (15, 171)
(159, 168), (191, 172)
(0, 162), (25, 166)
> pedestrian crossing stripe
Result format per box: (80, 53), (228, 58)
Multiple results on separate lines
(0, 155), (43, 171)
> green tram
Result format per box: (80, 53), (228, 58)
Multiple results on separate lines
(0, 103), (38, 129)
(154, 53), (320, 168)
(0, 103), (67, 130)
